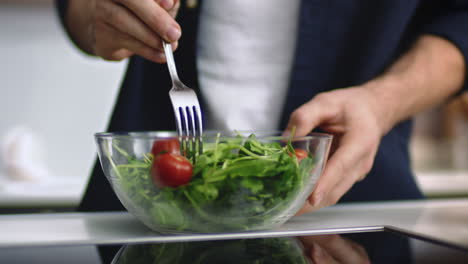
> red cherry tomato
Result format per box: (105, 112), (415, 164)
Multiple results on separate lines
(151, 153), (193, 188)
(293, 148), (308, 162)
(151, 139), (180, 156)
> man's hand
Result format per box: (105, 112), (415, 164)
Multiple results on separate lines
(286, 35), (465, 215)
(286, 87), (384, 215)
(66, 0), (181, 63)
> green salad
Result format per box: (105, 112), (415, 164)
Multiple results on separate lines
(114, 237), (310, 264)
(110, 133), (316, 232)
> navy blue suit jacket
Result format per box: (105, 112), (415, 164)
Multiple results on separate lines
(56, 0), (468, 212)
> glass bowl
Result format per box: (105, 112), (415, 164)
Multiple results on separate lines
(95, 131), (332, 233)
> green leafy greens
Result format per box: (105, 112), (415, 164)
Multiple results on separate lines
(114, 237), (310, 264)
(112, 133), (315, 233)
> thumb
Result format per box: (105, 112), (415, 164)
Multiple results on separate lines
(283, 95), (337, 137)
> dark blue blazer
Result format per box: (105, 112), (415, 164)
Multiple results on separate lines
(56, 0), (468, 211)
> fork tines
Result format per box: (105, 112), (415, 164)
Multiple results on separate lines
(170, 96), (203, 161)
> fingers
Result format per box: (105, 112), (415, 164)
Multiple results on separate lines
(310, 244), (340, 264)
(284, 87), (386, 216)
(284, 93), (341, 137)
(294, 124), (379, 215)
(294, 200), (314, 216)
(158, 0), (175, 10)
(94, 21), (167, 63)
(115, 0), (181, 43)
(301, 235), (370, 264)
(308, 128), (377, 208)
(98, 1), (161, 50)
(164, 0), (181, 18)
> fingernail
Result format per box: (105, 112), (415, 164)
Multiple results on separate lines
(311, 192), (323, 206)
(167, 27), (181, 42)
(171, 41), (178, 51)
(156, 52), (166, 61)
(160, 0), (173, 9)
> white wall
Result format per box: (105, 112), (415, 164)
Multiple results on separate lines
(0, 4), (126, 182)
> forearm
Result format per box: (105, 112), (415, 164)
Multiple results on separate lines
(364, 35), (466, 134)
(65, 0), (95, 54)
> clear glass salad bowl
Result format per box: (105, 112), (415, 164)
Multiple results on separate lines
(95, 131), (332, 234)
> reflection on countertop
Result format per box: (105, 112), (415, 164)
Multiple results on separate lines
(110, 231), (468, 264)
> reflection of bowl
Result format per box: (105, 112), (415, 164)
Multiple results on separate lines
(95, 131), (332, 233)
(111, 237), (311, 264)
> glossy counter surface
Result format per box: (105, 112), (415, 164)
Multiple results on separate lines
(1, 198), (468, 250)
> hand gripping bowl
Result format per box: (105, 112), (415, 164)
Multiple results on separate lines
(95, 131), (332, 233)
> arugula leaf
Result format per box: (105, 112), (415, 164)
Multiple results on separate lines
(113, 133), (316, 232)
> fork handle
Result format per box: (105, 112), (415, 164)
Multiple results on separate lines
(163, 42), (181, 84)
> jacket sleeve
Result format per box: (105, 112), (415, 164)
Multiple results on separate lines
(55, 0), (68, 30)
(421, 1), (468, 93)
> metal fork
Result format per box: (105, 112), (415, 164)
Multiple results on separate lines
(163, 42), (203, 160)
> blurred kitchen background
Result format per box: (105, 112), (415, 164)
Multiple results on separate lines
(0, 0), (467, 213)
(0, 0), (126, 212)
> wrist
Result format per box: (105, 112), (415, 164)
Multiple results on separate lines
(360, 76), (404, 136)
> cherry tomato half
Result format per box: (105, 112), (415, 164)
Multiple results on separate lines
(151, 139), (180, 156)
(151, 153), (193, 188)
(293, 148), (308, 162)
